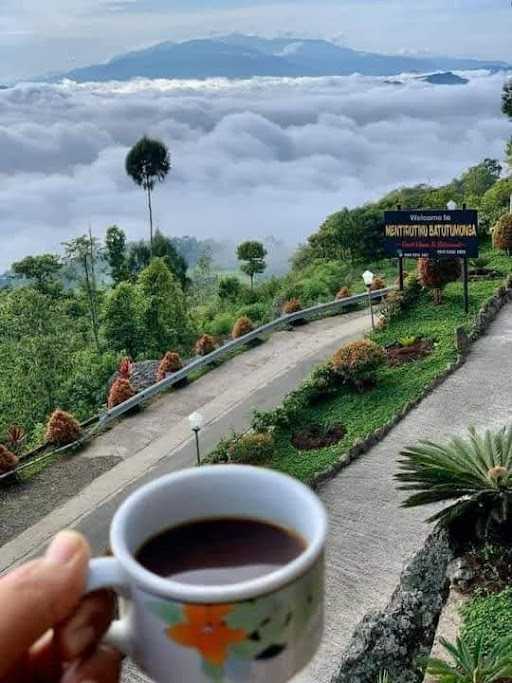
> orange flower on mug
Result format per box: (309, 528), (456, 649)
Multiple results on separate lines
(167, 604), (246, 665)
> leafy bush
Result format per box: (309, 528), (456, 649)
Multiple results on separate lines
(5, 425), (26, 455)
(399, 336), (418, 347)
(418, 258), (462, 304)
(0, 444), (19, 474)
(218, 276), (242, 301)
(395, 426), (512, 538)
(492, 214), (512, 254)
(461, 588), (512, 657)
(370, 276), (386, 291)
(46, 409), (81, 446)
(232, 316), (254, 339)
(194, 334), (217, 357)
(336, 287), (351, 300)
(331, 339), (386, 388)
(205, 312), (237, 337)
(157, 352), (183, 381)
(283, 298), (303, 315)
(227, 432), (274, 465)
(425, 633), (512, 682)
(117, 356), (134, 379)
(108, 378), (135, 409)
(236, 302), (269, 323)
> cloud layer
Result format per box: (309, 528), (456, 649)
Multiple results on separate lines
(0, 71), (510, 270)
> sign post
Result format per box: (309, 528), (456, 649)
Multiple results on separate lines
(384, 208), (479, 312)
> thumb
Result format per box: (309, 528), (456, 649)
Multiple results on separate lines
(0, 531), (90, 677)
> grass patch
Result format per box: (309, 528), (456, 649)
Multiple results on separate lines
(264, 275), (502, 484)
(460, 587), (512, 656)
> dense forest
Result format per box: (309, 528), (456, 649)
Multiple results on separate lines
(1, 79), (511, 449)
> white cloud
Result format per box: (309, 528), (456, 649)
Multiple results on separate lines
(0, 71), (509, 271)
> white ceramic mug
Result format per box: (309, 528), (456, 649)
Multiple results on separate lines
(86, 465), (328, 683)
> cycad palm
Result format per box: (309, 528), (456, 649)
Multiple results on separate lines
(426, 634), (512, 682)
(395, 426), (512, 536)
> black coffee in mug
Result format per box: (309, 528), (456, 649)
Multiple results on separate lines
(136, 517), (306, 586)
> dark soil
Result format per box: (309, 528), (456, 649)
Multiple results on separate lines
(291, 423), (346, 451)
(0, 454), (121, 547)
(460, 544), (512, 596)
(386, 340), (433, 366)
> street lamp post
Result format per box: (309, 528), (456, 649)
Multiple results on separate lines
(362, 270), (375, 331)
(447, 200), (458, 211)
(188, 412), (204, 466)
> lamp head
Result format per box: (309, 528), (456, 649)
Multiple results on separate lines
(188, 412), (204, 431)
(447, 200), (457, 211)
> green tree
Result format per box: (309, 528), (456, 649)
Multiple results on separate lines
(125, 137), (171, 253)
(127, 231), (188, 288)
(0, 288), (77, 438)
(460, 159), (502, 199)
(105, 225), (128, 285)
(102, 282), (142, 357)
(502, 78), (512, 120)
(480, 178), (512, 232)
(218, 276), (242, 302)
(236, 241), (267, 290)
(12, 254), (63, 296)
(505, 138), (512, 174)
(63, 232), (101, 351)
(137, 258), (193, 356)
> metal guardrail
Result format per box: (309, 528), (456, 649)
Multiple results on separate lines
(0, 287), (392, 485)
(100, 287), (393, 426)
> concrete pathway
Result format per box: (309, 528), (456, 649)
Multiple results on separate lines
(2, 305), (512, 683)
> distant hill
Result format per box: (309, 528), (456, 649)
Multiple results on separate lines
(420, 72), (469, 85)
(53, 34), (510, 83)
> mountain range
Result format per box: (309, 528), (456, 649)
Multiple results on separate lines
(56, 34), (510, 83)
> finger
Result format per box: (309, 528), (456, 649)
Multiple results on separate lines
(63, 645), (122, 683)
(56, 591), (115, 661)
(0, 531), (90, 678)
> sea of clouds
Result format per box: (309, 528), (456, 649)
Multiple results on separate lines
(0, 71), (510, 270)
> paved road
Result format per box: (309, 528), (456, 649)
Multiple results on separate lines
(3, 304), (512, 683)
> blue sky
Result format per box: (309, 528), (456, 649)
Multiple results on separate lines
(1, 0), (511, 81)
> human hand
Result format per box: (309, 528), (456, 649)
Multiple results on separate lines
(0, 531), (121, 683)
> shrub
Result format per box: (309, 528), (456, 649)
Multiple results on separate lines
(46, 409), (81, 446)
(418, 258), (461, 304)
(5, 424), (26, 455)
(0, 444), (19, 474)
(461, 587), (512, 658)
(425, 633), (512, 682)
(331, 339), (386, 388)
(117, 356), (133, 379)
(370, 276), (386, 291)
(236, 302), (268, 323)
(227, 432), (274, 465)
(403, 273), (423, 304)
(336, 287), (351, 300)
(108, 378), (135, 409)
(205, 312), (237, 337)
(395, 425), (512, 539)
(282, 298), (302, 315)
(232, 316), (254, 339)
(218, 276), (242, 301)
(194, 334), (217, 357)
(492, 214), (512, 254)
(157, 352), (183, 381)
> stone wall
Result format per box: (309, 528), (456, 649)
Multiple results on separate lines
(333, 528), (453, 683)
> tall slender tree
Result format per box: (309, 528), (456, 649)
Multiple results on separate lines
(125, 137), (171, 254)
(236, 241), (267, 290)
(105, 225), (128, 285)
(63, 233), (101, 351)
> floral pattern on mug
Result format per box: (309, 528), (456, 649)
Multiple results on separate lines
(147, 562), (322, 682)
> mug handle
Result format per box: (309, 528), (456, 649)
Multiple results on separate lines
(86, 558), (134, 657)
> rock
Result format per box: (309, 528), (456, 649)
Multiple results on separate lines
(454, 326), (470, 355)
(447, 557), (475, 590)
(108, 360), (159, 394)
(333, 529), (452, 683)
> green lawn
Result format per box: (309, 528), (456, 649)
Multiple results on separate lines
(264, 272), (505, 484)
